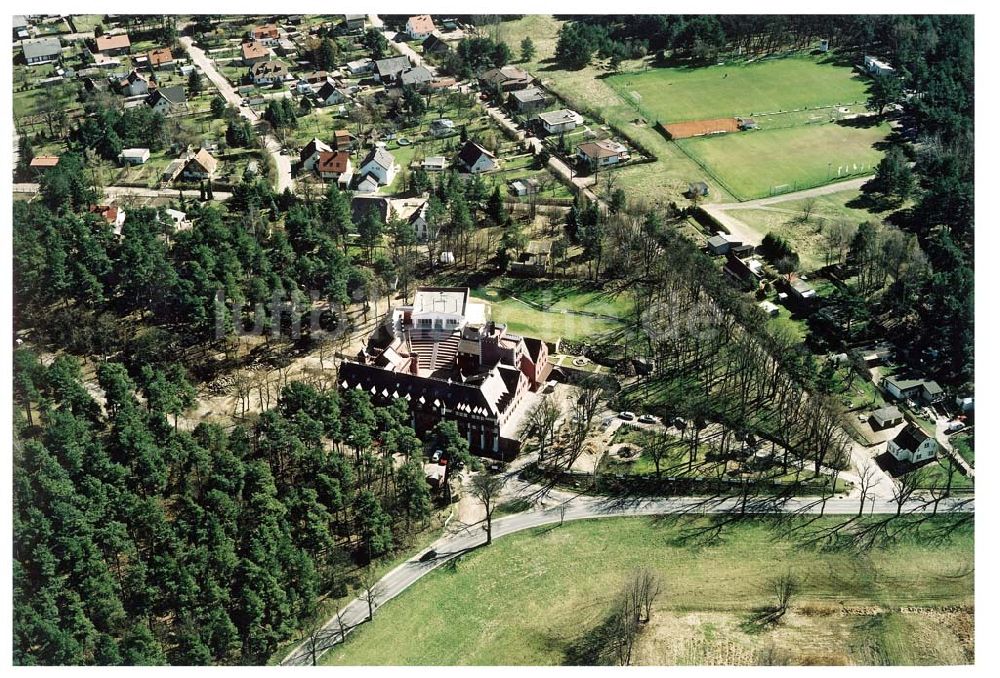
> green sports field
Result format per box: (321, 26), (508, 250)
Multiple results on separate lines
(608, 55), (870, 123)
(678, 121), (890, 200)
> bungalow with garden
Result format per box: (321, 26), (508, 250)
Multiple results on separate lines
(95, 33), (131, 56)
(576, 139), (630, 168)
(538, 109), (584, 134)
(457, 140), (498, 174)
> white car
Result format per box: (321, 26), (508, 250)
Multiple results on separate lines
(619, 411), (636, 421)
(638, 414), (658, 424)
(431, 449), (443, 462)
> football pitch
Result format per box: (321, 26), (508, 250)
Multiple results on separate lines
(678, 121), (890, 200)
(607, 55), (870, 123)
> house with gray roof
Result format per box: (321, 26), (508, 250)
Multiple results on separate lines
(22, 37), (61, 65)
(374, 56), (412, 84)
(358, 145), (398, 187)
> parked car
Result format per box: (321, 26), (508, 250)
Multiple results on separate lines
(946, 422), (966, 434)
(638, 414), (658, 424)
(619, 411), (636, 421)
(431, 449), (443, 462)
(488, 461), (505, 473)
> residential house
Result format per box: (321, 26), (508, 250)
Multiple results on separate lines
(29, 155), (60, 171)
(182, 148), (218, 180)
(161, 158), (187, 183)
(89, 204), (126, 235)
(343, 14), (366, 32)
(723, 252), (764, 289)
(429, 118), (455, 137)
(886, 423), (938, 464)
(92, 53), (122, 69)
(357, 145), (399, 187)
(163, 208), (192, 232)
(870, 405), (904, 430)
(576, 139), (630, 168)
(758, 300), (780, 317)
(117, 70), (149, 96)
(275, 39), (298, 58)
(422, 32), (451, 55)
(13, 15), (29, 41)
(456, 140), (498, 174)
(294, 79), (315, 95)
(299, 70), (330, 84)
(537, 108), (584, 135)
(251, 24), (281, 46)
(299, 138), (333, 172)
(864, 55), (895, 77)
(333, 129), (354, 150)
(510, 177), (541, 197)
(510, 239), (551, 276)
(315, 151), (353, 187)
(147, 48), (173, 70)
(118, 148), (150, 165)
(421, 156), (449, 171)
(400, 65), (434, 89)
(96, 33), (131, 56)
(346, 57), (374, 76)
(374, 56), (412, 84)
(355, 174), (381, 194)
(882, 376), (945, 405)
(315, 80), (350, 106)
(389, 197), (430, 240)
(241, 41), (270, 65)
(508, 86), (549, 114)
(479, 65), (533, 93)
(788, 278), (817, 301)
(405, 15), (436, 40)
(21, 37), (61, 65)
(145, 86), (187, 115)
(707, 233), (738, 256)
(249, 60), (288, 86)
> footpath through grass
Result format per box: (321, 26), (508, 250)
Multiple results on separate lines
(322, 514), (973, 666)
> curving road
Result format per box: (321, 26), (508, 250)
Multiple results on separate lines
(280, 488), (972, 666)
(180, 36), (294, 193)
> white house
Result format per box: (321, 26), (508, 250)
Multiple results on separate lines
(249, 60), (288, 86)
(182, 148), (218, 180)
(577, 139), (630, 168)
(390, 197), (430, 240)
(299, 138), (333, 172)
(163, 208), (192, 232)
(456, 140), (498, 174)
(316, 80), (350, 106)
(118, 148), (150, 165)
(864, 55), (895, 77)
(405, 15), (436, 40)
(429, 118), (455, 137)
(346, 57), (374, 76)
(886, 423), (938, 464)
(21, 37), (61, 65)
(145, 86), (187, 115)
(537, 109), (584, 134)
(118, 70), (149, 96)
(358, 145), (398, 187)
(882, 376), (944, 404)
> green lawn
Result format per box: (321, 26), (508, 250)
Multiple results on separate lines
(679, 121), (889, 200)
(471, 288), (623, 343)
(323, 515), (973, 666)
(726, 187), (882, 270)
(607, 55), (870, 124)
(951, 432), (974, 469)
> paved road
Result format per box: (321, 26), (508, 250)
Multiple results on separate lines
(701, 176), (871, 245)
(280, 488), (972, 665)
(14, 183), (233, 202)
(181, 36), (294, 193)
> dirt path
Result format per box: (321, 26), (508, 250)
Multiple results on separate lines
(701, 176), (871, 245)
(181, 36), (294, 193)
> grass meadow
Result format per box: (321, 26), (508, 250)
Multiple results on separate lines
(322, 515), (973, 666)
(607, 55), (870, 123)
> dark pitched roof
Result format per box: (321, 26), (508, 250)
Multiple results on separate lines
(457, 140), (495, 169)
(300, 138), (332, 165)
(893, 423), (930, 452)
(250, 60), (288, 77)
(422, 33), (450, 53)
(522, 336), (545, 362)
(400, 65), (433, 86)
(374, 56), (411, 79)
(146, 86), (186, 106)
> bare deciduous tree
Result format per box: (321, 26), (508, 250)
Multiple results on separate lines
(856, 459), (880, 518)
(359, 576), (385, 622)
(470, 472), (506, 545)
(891, 466), (928, 516)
